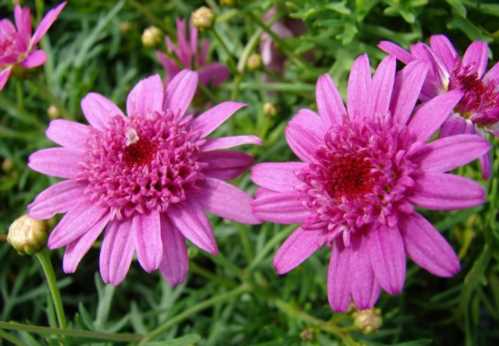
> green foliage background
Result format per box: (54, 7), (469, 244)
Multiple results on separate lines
(1, 0), (499, 345)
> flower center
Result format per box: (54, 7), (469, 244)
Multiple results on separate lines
(123, 129), (157, 166)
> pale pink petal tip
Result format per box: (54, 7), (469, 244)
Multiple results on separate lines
(164, 69), (199, 118)
(30, 2), (66, 47)
(0, 68), (12, 91)
(126, 74), (164, 117)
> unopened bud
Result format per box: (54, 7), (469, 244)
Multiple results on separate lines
(7, 215), (47, 255)
(353, 308), (382, 334)
(299, 328), (315, 342)
(47, 105), (61, 119)
(119, 21), (132, 34)
(142, 26), (162, 48)
(2, 158), (13, 172)
(247, 53), (262, 70)
(192, 7), (214, 30)
(263, 102), (277, 117)
(220, 0), (235, 6)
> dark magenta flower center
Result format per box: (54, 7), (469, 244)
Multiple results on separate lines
(124, 136), (158, 167)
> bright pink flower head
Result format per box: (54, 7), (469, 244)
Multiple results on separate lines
(156, 18), (229, 87)
(28, 70), (261, 286)
(251, 55), (489, 312)
(0, 2), (66, 90)
(379, 35), (499, 178)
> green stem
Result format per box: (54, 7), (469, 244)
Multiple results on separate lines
(0, 329), (27, 346)
(15, 80), (24, 113)
(0, 322), (142, 343)
(35, 250), (67, 330)
(140, 284), (250, 344)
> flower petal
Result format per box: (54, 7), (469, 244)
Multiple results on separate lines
(371, 55), (396, 117)
(99, 219), (135, 286)
(419, 134), (490, 172)
(46, 119), (90, 150)
(327, 242), (352, 312)
(198, 63), (230, 86)
(316, 74), (346, 127)
(21, 50), (47, 68)
(134, 210), (162, 272)
(480, 151), (492, 180)
(14, 6), (32, 49)
(289, 108), (326, 138)
(28, 180), (86, 219)
(285, 113), (322, 162)
(347, 54), (371, 118)
(196, 177), (260, 224)
(462, 41), (489, 79)
(429, 35), (458, 72)
(440, 114), (467, 137)
(159, 216), (189, 287)
(200, 150), (254, 180)
(0, 68), (12, 91)
(378, 41), (414, 64)
(367, 226), (406, 294)
(192, 102), (246, 138)
(251, 162), (305, 192)
(164, 69), (198, 118)
(273, 227), (324, 275)
(350, 236), (379, 309)
(30, 2), (66, 47)
(410, 172), (486, 210)
(126, 75), (164, 117)
(81, 92), (124, 131)
(168, 201), (218, 255)
(202, 135), (261, 151)
(28, 148), (82, 178)
(401, 213), (460, 277)
(484, 61), (499, 83)
(252, 190), (309, 224)
(408, 90), (463, 141)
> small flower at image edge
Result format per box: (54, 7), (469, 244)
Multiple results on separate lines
(379, 35), (499, 179)
(0, 2), (66, 90)
(251, 54), (490, 312)
(156, 18), (229, 87)
(27, 70), (261, 286)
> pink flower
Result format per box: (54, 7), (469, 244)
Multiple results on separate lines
(156, 18), (229, 86)
(27, 70), (261, 286)
(0, 2), (66, 90)
(251, 55), (489, 312)
(379, 35), (499, 178)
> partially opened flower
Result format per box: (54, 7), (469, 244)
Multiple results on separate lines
(379, 35), (499, 178)
(156, 18), (229, 86)
(251, 55), (489, 312)
(28, 70), (260, 286)
(0, 2), (66, 90)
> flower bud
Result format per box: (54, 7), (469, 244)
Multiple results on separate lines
(2, 158), (13, 172)
(142, 26), (162, 48)
(192, 7), (214, 30)
(119, 21), (132, 34)
(220, 0), (235, 6)
(47, 105), (61, 119)
(263, 102), (277, 117)
(7, 215), (48, 255)
(353, 308), (382, 334)
(247, 53), (262, 71)
(299, 328), (315, 342)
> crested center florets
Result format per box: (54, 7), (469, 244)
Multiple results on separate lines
(78, 111), (204, 220)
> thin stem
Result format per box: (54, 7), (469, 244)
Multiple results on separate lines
(140, 284), (250, 344)
(0, 329), (28, 346)
(35, 250), (67, 330)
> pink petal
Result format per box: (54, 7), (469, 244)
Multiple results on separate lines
(484, 61), (499, 83)
(391, 61), (429, 125)
(99, 220), (135, 286)
(479, 151), (492, 180)
(408, 90), (463, 141)
(401, 213), (460, 277)
(168, 202), (218, 255)
(192, 102), (246, 138)
(378, 41), (414, 64)
(28, 180), (86, 219)
(134, 210), (162, 272)
(28, 148), (82, 178)
(273, 227), (324, 275)
(316, 74), (346, 127)
(367, 226), (406, 295)
(327, 242), (352, 312)
(159, 216), (189, 287)
(289, 108), (326, 139)
(462, 41), (489, 79)
(46, 119), (90, 150)
(198, 63), (230, 86)
(418, 134), (490, 172)
(202, 135), (261, 151)
(14, 6), (32, 50)
(81, 92), (124, 131)
(48, 202), (110, 249)
(350, 236), (378, 309)
(252, 190), (309, 224)
(285, 113), (322, 162)
(126, 75), (164, 117)
(440, 114), (467, 137)
(164, 69), (198, 118)
(0, 68), (12, 91)
(429, 35), (458, 72)
(21, 50), (47, 68)
(156, 52), (180, 82)
(200, 150), (253, 180)
(251, 162), (305, 192)
(30, 2), (66, 47)
(63, 217), (107, 273)
(347, 54), (371, 118)
(371, 55), (396, 117)
(196, 177), (260, 224)
(410, 172), (486, 210)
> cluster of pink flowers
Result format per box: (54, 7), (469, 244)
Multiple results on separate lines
(9, 2), (495, 313)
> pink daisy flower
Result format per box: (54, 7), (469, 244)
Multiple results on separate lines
(27, 70), (260, 286)
(379, 35), (499, 178)
(156, 18), (229, 86)
(0, 2), (66, 90)
(251, 55), (490, 312)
